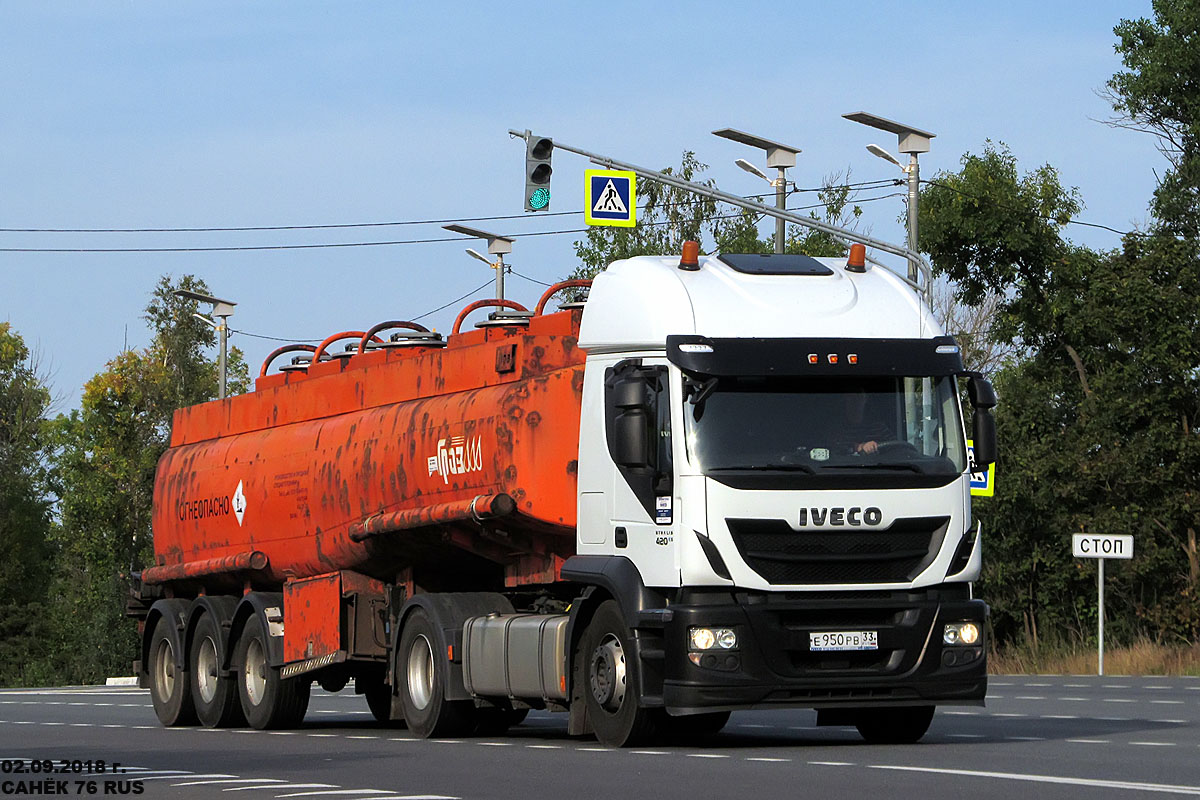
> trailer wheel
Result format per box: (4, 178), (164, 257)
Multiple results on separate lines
(190, 613), (245, 728)
(148, 619), (197, 727)
(581, 600), (659, 747)
(235, 614), (310, 729)
(398, 609), (476, 738)
(854, 706), (935, 744)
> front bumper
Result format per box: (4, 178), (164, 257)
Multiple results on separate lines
(659, 587), (987, 714)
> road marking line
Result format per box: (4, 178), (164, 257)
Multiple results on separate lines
(1096, 716), (1132, 721)
(947, 734), (985, 738)
(1145, 686), (1172, 690)
(1152, 719), (1187, 724)
(1014, 696), (1046, 700)
(137, 774), (236, 781)
(1130, 742), (1177, 747)
(525, 745), (561, 749)
(745, 757), (790, 762)
(174, 779), (289, 787)
(345, 736), (381, 740)
(808, 761), (854, 766)
(1065, 683), (1089, 688)
(429, 740), (463, 744)
(307, 734), (338, 738)
(1103, 699), (1136, 703)
(274, 792), (398, 798)
(224, 785), (338, 792)
(1066, 739), (1111, 744)
(1060, 697), (1087, 702)
(69, 723), (94, 727)
(41, 722), (64, 726)
(990, 682), (1014, 686)
(685, 754), (729, 759)
(993, 713), (1027, 717)
(868, 764), (1200, 795)
(1024, 682), (1051, 686)
(630, 750), (668, 755)
(1152, 700), (1185, 705)
(1006, 736), (1046, 741)
(987, 694), (1005, 699)
(267, 732), (297, 736)
(1102, 685), (1130, 689)
(943, 711), (979, 716)
(577, 747), (608, 752)
(478, 742), (511, 747)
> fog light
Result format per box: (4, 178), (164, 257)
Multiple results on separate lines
(716, 629), (738, 649)
(944, 622), (981, 645)
(690, 628), (716, 650)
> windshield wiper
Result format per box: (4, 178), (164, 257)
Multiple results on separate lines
(821, 462), (927, 474)
(709, 464), (816, 474)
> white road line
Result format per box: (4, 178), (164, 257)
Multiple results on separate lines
(990, 682), (1014, 686)
(1103, 698), (1136, 703)
(808, 761), (855, 766)
(267, 732), (298, 736)
(943, 711), (979, 716)
(306, 734), (338, 738)
(137, 774), (237, 781)
(993, 713), (1026, 717)
(1014, 696), (1046, 700)
(1065, 683), (1089, 688)
(345, 736), (382, 740)
(1129, 742), (1177, 747)
(1066, 739), (1111, 744)
(745, 757), (791, 762)
(225, 785), (338, 793)
(630, 750), (668, 755)
(685, 754), (729, 759)
(1145, 686), (1172, 690)
(477, 742), (511, 747)
(1006, 736), (1047, 741)
(1097, 716), (1133, 721)
(1024, 682), (1051, 687)
(174, 779), (290, 787)
(577, 747), (608, 752)
(1102, 685), (1130, 689)
(1153, 719), (1187, 724)
(429, 740), (463, 745)
(869, 764), (1200, 795)
(947, 734), (984, 738)
(525, 745), (561, 749)
(274, 792), (398, 798)
(1152, 700), (1185, 705)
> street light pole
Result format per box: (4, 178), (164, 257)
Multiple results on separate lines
(444, 224), (515, 301)
(175, 289), (237, 400)
(713, 129), (802, 255)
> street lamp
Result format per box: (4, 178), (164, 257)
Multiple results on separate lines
(713, 128), (802, 254)
(442, 224), (515, 300)
(843, 112), (936, 284)
(174, 289), (236, 400)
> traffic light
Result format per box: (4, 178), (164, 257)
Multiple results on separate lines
(524, 136), (553, 211)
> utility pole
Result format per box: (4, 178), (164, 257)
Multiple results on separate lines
(443, 224), (515, 301)
(712, 128), (801, 254)
(843, 112), (936, 297)
(174, 289), (237, 399)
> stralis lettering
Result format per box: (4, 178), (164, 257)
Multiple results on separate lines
(178, 495), (231, 521)
(798, 506), (883, 527)
(428, 435), (484, 484)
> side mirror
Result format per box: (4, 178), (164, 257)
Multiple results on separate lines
(972, 409), (996, 468)
(612, 376), (654, 468)
(968, 376), (997, 409)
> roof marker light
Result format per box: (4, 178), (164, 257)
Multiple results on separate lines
(808, 354), (818, 364)
(936, 344), (960, 355)
(846, 243), (867, 273)
(827, 354), (839, 364)
(679, 343), (714, 354)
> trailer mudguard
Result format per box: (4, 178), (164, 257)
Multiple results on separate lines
(140, 598), (192, 689)
(225, 592), (286, 670)
(185, 595), (240, 678)
(395, 592), (514, 701)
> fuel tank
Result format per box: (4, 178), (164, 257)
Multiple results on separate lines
(150, 302), (586, 591)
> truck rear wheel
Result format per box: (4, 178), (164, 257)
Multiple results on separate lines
(364, 683), (404, 727)
(235, 614), (310, 729)
(398, 609), (476, 738)
(581, 600), (660, 747)
(149, 619), (197, 727)
(190, 613), (244, 728)
(854, 706), (935, 744)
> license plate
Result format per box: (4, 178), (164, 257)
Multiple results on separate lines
(809, 630), (878, 652)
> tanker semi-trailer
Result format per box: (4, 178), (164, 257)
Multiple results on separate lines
(128, 245), (997, 746)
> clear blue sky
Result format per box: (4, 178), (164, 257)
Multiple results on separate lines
(0, 1), (1162, 409)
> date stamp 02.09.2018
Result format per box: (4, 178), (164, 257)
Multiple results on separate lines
(1, 760), (144, 796)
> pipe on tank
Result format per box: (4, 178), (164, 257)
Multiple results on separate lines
(356, 320), (431, 354)
(259, 344), (317, 378)
(311, 331), (383, 363)
(534, 280), (592, 316)
(348, 494), (516, 543)
(142, 550), (269, 585)
(451, 300), (529, 336)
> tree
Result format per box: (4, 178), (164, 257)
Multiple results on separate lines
(0, 324), (54, 685)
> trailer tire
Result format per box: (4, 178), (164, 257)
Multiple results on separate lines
(398, 609), (476, 738)
(235, 614), (310, 729)
(854, 705), (935, 744)
(580, 600), (660, 747)
(148, 619), (198, 727)
(190, 613), (245, 728)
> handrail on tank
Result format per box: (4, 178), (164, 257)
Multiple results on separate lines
(311, 330), (382, 363)
(534, 279), (592, 316)
(357, 320), (432, 354)
(259, 344), (317, 378)
(451, 299), (530, 336)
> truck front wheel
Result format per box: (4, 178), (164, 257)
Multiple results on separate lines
(148, 619), (197, 727)
(854, 705), (935, 743)
(397, 609), (476, 738)
(580, 600), (660, 747)
(235, 615), (310, 729)
(190, 613), (244, 728)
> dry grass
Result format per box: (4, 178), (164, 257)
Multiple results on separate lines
(990, 639), (1200, 676)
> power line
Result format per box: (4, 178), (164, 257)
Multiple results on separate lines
(412, 277), (496, 321)
(920, 179), (1142, 237)
(508, 269), (554, 287)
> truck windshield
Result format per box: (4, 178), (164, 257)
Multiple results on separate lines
(684, 375), (967, 477)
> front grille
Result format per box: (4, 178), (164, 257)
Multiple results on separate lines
(726, 516), (949, 585)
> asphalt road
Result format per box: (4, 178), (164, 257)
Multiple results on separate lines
(3, 676), (1200, 800)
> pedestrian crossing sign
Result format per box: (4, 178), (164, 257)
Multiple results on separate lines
(585, 169), (637, 227)
(966, 439), (995, 497)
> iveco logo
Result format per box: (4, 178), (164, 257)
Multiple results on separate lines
(798, 507), (883, 527)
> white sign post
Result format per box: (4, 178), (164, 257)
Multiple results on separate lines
(1072, 534), (1134, 676)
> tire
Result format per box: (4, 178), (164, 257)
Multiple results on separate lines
(397, 609), (476, 738)
(473, 707), (529, 735)
(148, 618), (198, 727)
(854, 706), (935, 744)
(234, 614), (310, 729)
(190, 613), (245, 728)
(661, 710), (730, 743)
(580, 600), (660, 747)
(364, 683), (404, 727)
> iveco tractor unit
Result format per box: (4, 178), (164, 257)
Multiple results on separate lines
(129, 239), (997, 747)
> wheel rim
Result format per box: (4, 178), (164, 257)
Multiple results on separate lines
(196, 636), (219, 704)
(406, 634), (435, 711)
(153, 638), (176, 701)
(589, 633), (627, 712)
(243, 637), (267, 707)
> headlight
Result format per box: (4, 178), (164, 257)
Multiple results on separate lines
(689, 627), (737, 651)
(943, 622), (980, 646)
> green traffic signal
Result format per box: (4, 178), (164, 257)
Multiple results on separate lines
(528, 187), (551, 210)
